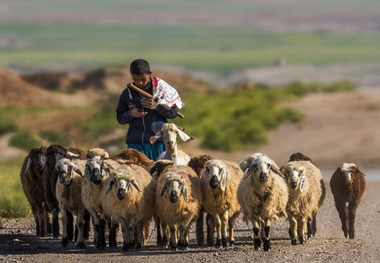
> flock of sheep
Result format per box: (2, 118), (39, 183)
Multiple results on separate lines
(20, 122), (366, 252)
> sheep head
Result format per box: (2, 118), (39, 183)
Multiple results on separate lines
(149, 123), (194, 154)
(203, 159), (227, 191)
(25, 147), (47, 174)
(54, 158), (83, 186)
(239, 153), (265, 172)
(283, 162), (307, 193)
(106, 167), (142, 200)
(339, 163), (358, 184)
(86, 147), (110, 160)
(157, 173), (188, 203)
(85, 158), (110, 185)
(149, 160), (175, 179)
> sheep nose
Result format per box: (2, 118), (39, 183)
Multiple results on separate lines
(167, 140), (174, 148)
(290, 182), (297, 189)
(117, 188), (126, 200)
(169, 191), (178, 203)
(209, 176), (219, 189)
(259, 172), (268, 182)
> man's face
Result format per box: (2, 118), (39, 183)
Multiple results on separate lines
(132, 73), (151, 89)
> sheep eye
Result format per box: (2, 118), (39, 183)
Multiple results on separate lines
(206, 167), (209, 173)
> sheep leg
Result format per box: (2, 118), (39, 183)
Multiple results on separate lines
(335, 199), (349, 238)
(67, 210), (74, 241)
(52, 207), (60, 238)
(154, 216), (163, 246)
(43, 204), (52, 236)
(206, 213), (215, 246)
(37, 211), (45, 237)
(59, 205), (69, 247)
(214, 215), (222, 248)
(178, 224), (188, 250)
(74, 207), (86, 249)
(252, 219), (262, 250)
(98, 218), (107, 250)
(169, 225), (178, 251)
(195, 208), (205, 247)
(263, 219), (271, 251)
(298, 218), (307, 244)
(109, 222), (119, 249)
(136, 221), (143, 250)
(288, 215), (298, 245)
(128, 218), (137, 249)
(120, 221), (130, 252)
(221, 212), (229, 248)
(228, 213), (239, 246)
(83, 210), (91, 240)
(348, 202), (358, 239)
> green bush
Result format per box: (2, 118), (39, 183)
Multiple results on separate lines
(9, 131), (42, 151)
(0, 119), (18, 135)
(39, 130), (71, 146)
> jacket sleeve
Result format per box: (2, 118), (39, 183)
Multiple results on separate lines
(116, 90), (135, 125)
(155, 105), (178, 119)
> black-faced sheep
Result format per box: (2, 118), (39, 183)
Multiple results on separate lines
(287, 152), (325, 238)
(155, 164), (202, 250)
(201, 159), (243, 248)
(150, 122), (194, 165)
(187, 154), (215, 247)
(20, 146), (48, 236)
(102, 165), (152, 251)
(237, 155), (288, 251)
(282, 160), (324, 245)
(330, 163), (366, 239)
(54, 158), (87, 248)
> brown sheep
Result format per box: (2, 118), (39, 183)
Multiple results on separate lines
(188, 155), (215, 247)
(20, 146), (48, 236)
(330, 163), (366, 239)
(287, 152), (325, 238)
(111, 148), (153, 170)
(155, 164), (202, 250)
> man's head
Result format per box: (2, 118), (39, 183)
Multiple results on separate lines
(130, 59), (152, 89)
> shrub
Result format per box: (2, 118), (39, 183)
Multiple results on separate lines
(39, 130), (71, 146)
(0, 119), (18, 135)
(9, 131), (41, 151)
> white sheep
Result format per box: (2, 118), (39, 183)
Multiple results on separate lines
(240, 153), (279, 172)
(201, 159), (243, 248)
(102, 165), (152, 251)
(150, 122), (194, 165)
(54, 158), (87, 248)
(282, 160), (324, 245)
(155, 164), (202, 251)
(237, 154), (288, 251)
(82, 151), (121, 249)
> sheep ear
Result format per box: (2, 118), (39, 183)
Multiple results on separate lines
(177, 129), (193, 142)
(299, 172), (306, 193)
(150, 132), (161, 144)
(131, 179), (142, 192)
(73, 166), (83, 177)
(106, 179), (115, 194)
(25, 158), (32, 174)
(239, 159), (249, 172)
(157, 182), (168, 202)
(103, 163), (110, 174)
(182, 182), (189, 203)
(202, 166), (209, 181)
(220, 167), (227, 192)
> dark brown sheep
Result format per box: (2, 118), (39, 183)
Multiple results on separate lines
(20, 146), (48, 236)
(330, 163), (366, 239)
(287, 152), (326, 238)
(187, 154), (215, 247)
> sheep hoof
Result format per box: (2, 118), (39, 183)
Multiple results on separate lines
(229, 240), (235, 247)
(136, 243), (142, 250)
(62, 237), (69, 247)
(75, 242), (86, 249)
(291, 239), (298, 245)
(207, 238), (214, 247)
(171, 245), (178, 251)
(215, 239), (222, 248)
(222, 237), (228, 248)
(263, 240), (271, 251)
(253, 238), (261, 250)
(299, 239), (306, 245)
(122, 243), (129, 252)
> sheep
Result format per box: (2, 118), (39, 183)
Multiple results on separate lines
(240, 153), (280, 173)
(54, 158), (87, 248)
(82, 151), (120, 249)
(150, 122), (194, 165)
(330, 163), (366, 239)
(201, 159), (243, 248)
(111, 148), (153, 170)
(102, 165), (152, 251)
(282, 160), (324, 245)
(187, 154), (215, 247)
(20, 146), (48, 237)
(286, 152), (326, 238)
(237, 155), (288, 251)
(155, 164), (202, 251)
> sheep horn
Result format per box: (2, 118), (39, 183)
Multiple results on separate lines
(131, 179), (142, 192)
(25, 158), (32, 174)
(182, 182), (189, 203)
(270, 166), (284, 177)
(157, 182), (169, 202)
(66, 151), (79, 158)
(41, 157), (48, 171)
(106, 179), (115, 195)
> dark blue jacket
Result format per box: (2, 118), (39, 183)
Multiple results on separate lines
(116, 78), (178, 144)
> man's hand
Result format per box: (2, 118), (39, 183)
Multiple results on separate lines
(131, 108), (148, 118)
(141, 98), (157, 109)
